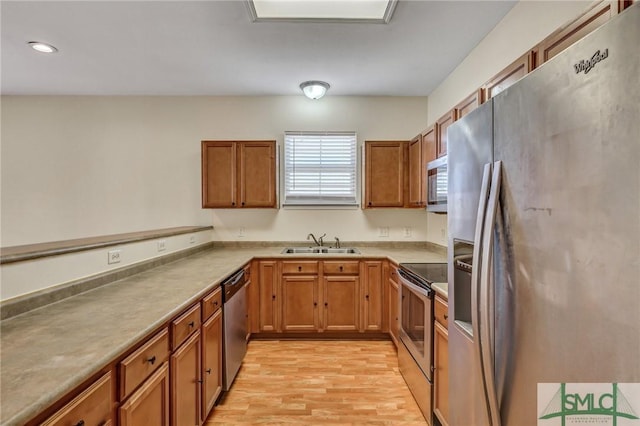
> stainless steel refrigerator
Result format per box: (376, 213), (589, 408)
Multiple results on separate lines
(447, 5), (640, 425)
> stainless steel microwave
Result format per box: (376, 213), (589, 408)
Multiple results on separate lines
(426, 156), (447, 213)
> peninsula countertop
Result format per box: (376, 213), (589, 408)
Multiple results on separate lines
(0, 244), (445, 425)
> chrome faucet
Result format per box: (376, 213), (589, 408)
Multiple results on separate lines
(334, 237), (341, 248)
(307, 233), (326, 246)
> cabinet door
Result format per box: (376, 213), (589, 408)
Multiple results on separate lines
(323, 276), (360, 331)
(238, 141), (276, 208)
(201, 309), (222, 422)
(388, 278), (399, 347)
(408, 135), (424, 207)
(258, 260), (279, 332)
(482, 51), (535, 101)
(364, 141), (406, 208)
(362, 261), (383, 331)
(171, 332), (201, 426)
(537, 1), (616, 65)
(434, 321), (450, 426)
(281, 275), (319, 332)
(201, 141), (236, 208)
(436, 110), (455, 158)
(119, 362), (170, 426)
(455, 89), (483, 120)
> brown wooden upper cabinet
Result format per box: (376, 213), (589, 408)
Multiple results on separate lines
(455, 89), (483, 120)
(436, 110), (455, 158)
(482, 51), (536, 102)
(201, 140), (276, 208)
(364, 141), (407, 208)
(537, 1), (620, 65)
(408, 135), (423, 207)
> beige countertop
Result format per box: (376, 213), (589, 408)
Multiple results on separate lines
(0, 245), (444, 426)
(432, 282), (448, 299)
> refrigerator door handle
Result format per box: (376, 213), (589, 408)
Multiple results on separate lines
(471, 163), (492, 420)
(480, 160), (503, 426)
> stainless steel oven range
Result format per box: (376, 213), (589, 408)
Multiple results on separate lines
(397, 262), (447, 424)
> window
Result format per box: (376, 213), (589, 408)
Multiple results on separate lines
(283, 132), (358, 206)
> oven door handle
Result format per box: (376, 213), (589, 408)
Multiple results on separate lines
(398, 273), (432, 299)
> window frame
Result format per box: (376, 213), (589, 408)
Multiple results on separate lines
(280, 131), (360, 209)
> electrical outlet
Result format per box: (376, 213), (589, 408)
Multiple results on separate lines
(157, 240), (166, 252)
(379, 227), (389, 237)
(238, 227), (245, 237)
(108, 250), (122, 264)
(189, 235), (196, 244)
(403, 227), (412, 237)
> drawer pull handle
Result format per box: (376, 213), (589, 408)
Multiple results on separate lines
(272, 294), (276, 300)
(75, 421), (85, 426)
(444, 314), (448, 320)
(324, 302), (328, 307)
(314, 302), (318, 306)
(212, 300), (218, 306)
(298, 266), (302, 271)
(188, 321), (195, 328)
(365, 294), (369, 299)
(206, 368), (212, 374)
(147, 355), (156, 365)
(339, 266), (343, 271)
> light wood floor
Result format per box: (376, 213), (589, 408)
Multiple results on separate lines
(205, 340), (427, 425)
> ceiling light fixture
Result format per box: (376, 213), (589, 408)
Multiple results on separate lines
(28, 41), (58, 54)
(300, 81), (330, 100)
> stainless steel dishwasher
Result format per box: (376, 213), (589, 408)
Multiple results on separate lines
(222, 268), (248, 391)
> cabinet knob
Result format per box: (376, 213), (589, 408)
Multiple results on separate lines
(241, 202), (245, 206)
(339, 266), (343, 271)
(368, 202), (372, 206)
(213, 300), (218, 306)
(365, 294), (369, 299)
(444, 314), (448, 320)
(314, 302), (318, 306)
(206, 368), (212, 374)
(272, 294), (276, 300)
(298, 266), (302, 271)
(188, 321), (195, 328)
(74, 421), (85, 426)
(147, 355), (156, 365)
(324, 302), (328, 307)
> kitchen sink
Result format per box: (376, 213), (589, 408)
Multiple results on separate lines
(280, 247), (360, 254)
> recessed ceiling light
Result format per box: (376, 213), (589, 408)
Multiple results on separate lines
(28, 41), (58, 54)
(247, 0), (397, 23)
(300, 81), (330, 100)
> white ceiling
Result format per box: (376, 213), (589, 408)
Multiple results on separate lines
(1, 1), (515, 96)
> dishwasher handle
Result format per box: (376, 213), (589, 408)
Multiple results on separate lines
(223, 269), (246, 302)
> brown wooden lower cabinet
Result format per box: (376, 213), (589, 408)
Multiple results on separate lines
(281, 275), (320, 332)
(258, 260), (279, 332)
(171, 331), (202, 426)
(388, 274), (400, 347)
(42, 372), (113, 426)
(119, 362), (170, 426)
(323, 275), (360, 331)
(201, 309), (223, 422)
(433, 296), (449, 426)
(362, 261), (384, 331)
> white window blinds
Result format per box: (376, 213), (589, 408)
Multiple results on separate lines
(283, 132), (358, 206)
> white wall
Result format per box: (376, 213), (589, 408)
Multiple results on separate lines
(1, 96), (429, 299)
(424, 0), (592, 245)
(1, 95), (429, 248)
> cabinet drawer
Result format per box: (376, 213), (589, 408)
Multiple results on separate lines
(42, 372), (113, 426)
(202, 287), (222, 322)
(119, 328), (170, 399)
(172, 304), (201, 349)
(281, 261), (319, 275)
(323, 261), (359, 275)
(435, 296), (448, 328)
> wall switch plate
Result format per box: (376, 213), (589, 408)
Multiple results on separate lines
(108, 250), (122, 264)
(238, 227), (245, 237)
(157, 240), (166, 252)
(379, 227), (389, 237)
(403, 227), (412, 237)
(189, 235), (196, 244)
